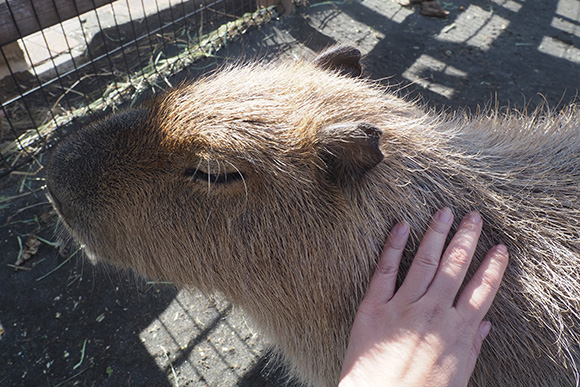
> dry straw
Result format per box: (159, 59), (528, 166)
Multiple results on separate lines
(1, 6), (278, 175)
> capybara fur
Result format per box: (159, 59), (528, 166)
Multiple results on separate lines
(46, 46), (580, 387)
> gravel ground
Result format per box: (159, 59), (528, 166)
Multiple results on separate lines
(1, 0), (579, 386)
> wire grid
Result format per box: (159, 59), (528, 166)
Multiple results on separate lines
(0, 0), (279, 179)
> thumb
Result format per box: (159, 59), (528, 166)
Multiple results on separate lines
(467, 321), (492, 376)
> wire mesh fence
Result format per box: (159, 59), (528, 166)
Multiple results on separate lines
(0, 0), (284, 180)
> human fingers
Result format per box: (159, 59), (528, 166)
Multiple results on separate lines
(456, 244), (509, 319)
(363, 221), (410, 306)
(428, 212), (483, 304)
(465, 321), (492, 382)
(397, 208), (454, 302)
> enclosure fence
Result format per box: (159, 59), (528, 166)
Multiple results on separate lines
(0, 0), (286, 179)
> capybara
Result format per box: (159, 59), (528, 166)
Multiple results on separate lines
(45, 46), (580, 386)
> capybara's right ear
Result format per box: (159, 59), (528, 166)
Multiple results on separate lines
(318, 122), (383, 185)
(313, 46), (362, 77)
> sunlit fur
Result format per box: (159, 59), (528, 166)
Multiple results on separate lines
(46, 57), (580, 387)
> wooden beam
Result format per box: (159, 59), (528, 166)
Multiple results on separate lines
(0, 0), (116, 46)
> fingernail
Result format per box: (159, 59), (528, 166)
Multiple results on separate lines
(393, 221), (409, 236)
(435, 207), (453, 223)
(494, 244), (509, 262)
(468, 211), (482, 224)
(496, 244), (508, 255)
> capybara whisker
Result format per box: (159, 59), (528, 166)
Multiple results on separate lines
(45, 46), (580, 387)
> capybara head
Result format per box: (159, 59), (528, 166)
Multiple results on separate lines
(46, 47), (580, 386)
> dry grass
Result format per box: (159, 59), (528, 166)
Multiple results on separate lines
(0, 6), (278, 176)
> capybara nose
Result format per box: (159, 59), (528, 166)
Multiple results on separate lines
(45, 133), (102, 221)
(45, 109), (149, 221)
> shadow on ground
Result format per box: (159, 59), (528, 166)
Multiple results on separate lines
(1, 0), (579, 386)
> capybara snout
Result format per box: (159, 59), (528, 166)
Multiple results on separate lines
(46, 46), (580, 387)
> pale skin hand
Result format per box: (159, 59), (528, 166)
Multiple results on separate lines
(339, 208), (509, 387)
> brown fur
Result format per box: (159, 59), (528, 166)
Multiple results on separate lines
(46, 48), (580, 387)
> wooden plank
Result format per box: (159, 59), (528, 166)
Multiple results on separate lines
(0, 0), (116, 46)
(0, 41), (29, 79)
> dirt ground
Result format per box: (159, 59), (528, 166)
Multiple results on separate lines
(1, 0), (579, 386)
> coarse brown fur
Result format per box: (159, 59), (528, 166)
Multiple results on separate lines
(46, 47), (580, 386)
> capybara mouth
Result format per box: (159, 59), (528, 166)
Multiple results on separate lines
(40, 44), (580, 387)
(45, 187), (61, 214)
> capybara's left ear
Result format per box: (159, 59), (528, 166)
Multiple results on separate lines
(318, 122), (383, 184)
(313, 46), (362, 77)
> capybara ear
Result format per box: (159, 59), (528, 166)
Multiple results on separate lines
(313, 46), (362, 77)
(318, 122), (383, 183)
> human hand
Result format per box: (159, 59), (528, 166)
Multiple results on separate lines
(339, 208), (509, 387)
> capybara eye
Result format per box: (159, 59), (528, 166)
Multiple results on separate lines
(45, 44), (580, 387)
(184, 168), (243, 184)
